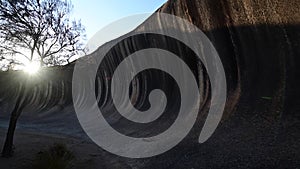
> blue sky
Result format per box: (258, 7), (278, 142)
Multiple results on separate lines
(72, 0), (167, 40)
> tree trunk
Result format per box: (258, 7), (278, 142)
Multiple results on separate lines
(2, 84), (27, 157)
(1, 105), (23, 157)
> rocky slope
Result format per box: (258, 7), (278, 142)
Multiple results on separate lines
(0, 0), (299, 168)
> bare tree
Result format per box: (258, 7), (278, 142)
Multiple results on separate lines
(0, 0), (85, 68)
(0, 0), (86, 157)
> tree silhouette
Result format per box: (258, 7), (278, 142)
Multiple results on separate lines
(0, 0), (85, 157)
(0, 0), (85, 68)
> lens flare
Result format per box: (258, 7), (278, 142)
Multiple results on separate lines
(23, 62), (40, 75)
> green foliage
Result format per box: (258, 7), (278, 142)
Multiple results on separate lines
(32, 143), (75, 169)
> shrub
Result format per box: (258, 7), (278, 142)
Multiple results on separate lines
(32, 143), (75, 169)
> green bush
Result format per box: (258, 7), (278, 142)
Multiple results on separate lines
(32, 143), (75, 169)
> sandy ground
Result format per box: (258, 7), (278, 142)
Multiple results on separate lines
(0, 128), (131, 169)
(0, 114), (299, 169)
(0, 103), (299, 169)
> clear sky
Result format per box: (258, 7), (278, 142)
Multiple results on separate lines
(71, 0), (167, 40)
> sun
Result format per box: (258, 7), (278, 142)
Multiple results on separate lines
(23, 61), (40, 75)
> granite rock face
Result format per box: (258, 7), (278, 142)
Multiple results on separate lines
(157, 0), (300, 119)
